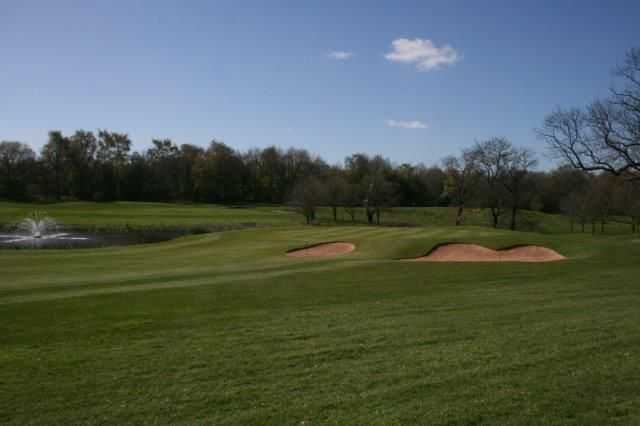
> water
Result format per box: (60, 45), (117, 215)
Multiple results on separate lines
(17, 212), (61, 238)
(0, 212), (185, 249)
(0, 212), (87, 247)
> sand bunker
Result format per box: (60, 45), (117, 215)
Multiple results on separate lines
(287, 242), (355, 258)
(409, 243), (565, 263)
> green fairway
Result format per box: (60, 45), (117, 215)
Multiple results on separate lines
(2, 204), (640, 425)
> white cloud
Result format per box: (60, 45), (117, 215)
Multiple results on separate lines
(327, 51), (353, 60)
(385, 38), (460, 71)
(386, 119), (428, 129)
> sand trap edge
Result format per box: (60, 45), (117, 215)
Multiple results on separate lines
(286, 241), (356, 258)
(404, 242), (566, 263)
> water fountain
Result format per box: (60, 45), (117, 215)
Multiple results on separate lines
(18, 211), (59, 238)
(0, 211), (187, 249)
(0, 211), (89, 247)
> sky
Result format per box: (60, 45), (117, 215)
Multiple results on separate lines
(1, 0), (639, 167)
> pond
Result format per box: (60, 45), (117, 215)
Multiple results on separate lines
(0, 229), (188, 249)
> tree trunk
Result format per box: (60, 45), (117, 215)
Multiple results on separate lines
(366, 209), (374, 224)
(55, 165), (62, 201)
(510, 206), (517, 231)
(491, 208), (499, 228)
(5, 163), (12, 198)
(455, 205), (464, 226)
(375, 208), (380, 225)
(570, 218), (574, 233)
(332, 206), (337, 222)
(592, 221), (596, 235)
(601, 220), (605, 233)
(115, 168), (122, 201)
(344, 208), (355, 223)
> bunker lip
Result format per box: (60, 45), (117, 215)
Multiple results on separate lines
(287, 242), (356, 258)
(405, 243), (566, 263)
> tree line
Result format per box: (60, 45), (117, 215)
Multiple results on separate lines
(1, 47), (638, 231)
(0, 132), (444, 210)
(1, 131), (638, 231)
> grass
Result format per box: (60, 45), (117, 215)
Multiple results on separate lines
(1, 202), (640, 424)
(316, 206), (635, 235)
(1, 201), (635, 234)
(0, 201), (297, 228)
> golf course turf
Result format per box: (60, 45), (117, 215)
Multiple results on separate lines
(1, 202), (640, 424)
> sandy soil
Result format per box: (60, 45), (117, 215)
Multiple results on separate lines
(287, 242), (356, 258)
(409, 243), (566, 263)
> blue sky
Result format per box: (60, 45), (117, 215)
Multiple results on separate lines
(2, 0), (639, 167)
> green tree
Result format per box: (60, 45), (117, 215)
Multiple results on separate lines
(41, 131), (70, 200)
(194, 141), (247, 203)
(67, 130), (97, 200)
(0, 141), (36, 200)
(146, 139), (180, 201)
(97, 130), (131, 200)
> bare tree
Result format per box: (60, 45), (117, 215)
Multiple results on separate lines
(324, 174), (347, 222)
(538, 48), (640, 180)
(468, 137), (513, 227)
(342, 183), (361, 222)
(589, 176), (614, 233)
(614, 179), (640, 233)
(561, 190), (592, 233)
(288, 177), (325, 224)
(443, 150), (479, 226)
(560, 192), (579, 233)
(631, 201), (640, 233)
(503, 148), (538, 230)
(362, 173), (394, 225)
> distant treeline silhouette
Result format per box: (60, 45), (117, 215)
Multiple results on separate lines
(1, 132), (639, 231)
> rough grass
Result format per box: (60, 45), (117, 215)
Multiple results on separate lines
(1, 201), (635, 235)
(0, 201), (297, 228)
(316, 206), (634, 235)
(2, 217), (640, 424)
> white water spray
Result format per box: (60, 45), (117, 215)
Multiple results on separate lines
(0, 211), (88, 245)
(17, 212), (58, 238)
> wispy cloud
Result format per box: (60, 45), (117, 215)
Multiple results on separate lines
(386, 119), (428, 129)
(385, 38), (460, 71)
(327, 51), (353, 60)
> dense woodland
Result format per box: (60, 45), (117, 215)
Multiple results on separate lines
(1, 48), (639, 231)
(1, 133), (638, 232)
